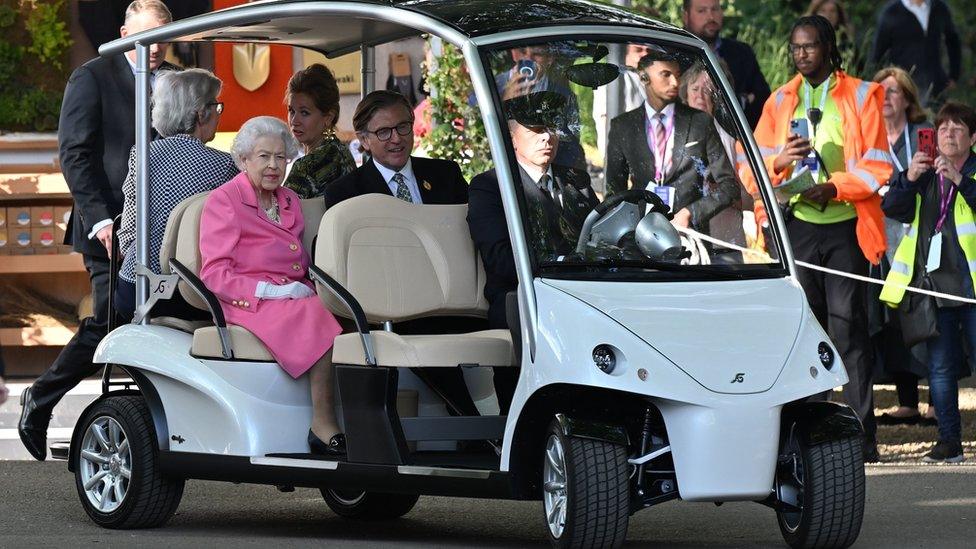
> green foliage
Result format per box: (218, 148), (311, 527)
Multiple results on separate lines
(570, 81), (597, 148)
(419, 40), (493, 180)
(24, 0), (71, 69)
(0, 0), (70, 132)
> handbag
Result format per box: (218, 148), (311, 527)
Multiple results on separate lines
(898, 272), (939, 347)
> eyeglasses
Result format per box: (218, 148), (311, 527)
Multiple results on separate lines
(362, 120), (413, 142)
(207, 102), (225, 115)
(789, 41), (821, 56)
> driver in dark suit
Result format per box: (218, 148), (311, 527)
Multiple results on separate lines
(468, 91), (598, 413)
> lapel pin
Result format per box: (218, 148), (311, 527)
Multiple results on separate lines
(422, 180), (432, 191)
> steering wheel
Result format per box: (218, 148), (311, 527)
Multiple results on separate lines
(575, 189), (673, 254)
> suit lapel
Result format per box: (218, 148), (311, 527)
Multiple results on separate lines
(667, 106), (692, 183)
(363, 159), (394, 197)
(412, 158), (436, 204)
(635, 110), (656, 187)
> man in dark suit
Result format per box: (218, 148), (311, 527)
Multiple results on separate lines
(18, 0), (174, 461)
(325, 90), (481, 419)
(468, 92), (599, 413)
(682, 0), (770, 128)
(605, 50), (738, 236)
(325, 90), (467, 208)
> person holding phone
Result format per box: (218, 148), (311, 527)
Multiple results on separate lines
(872, 66), (937, 427)
(880, 101), (976, 464)
(750, 15), (893, 462)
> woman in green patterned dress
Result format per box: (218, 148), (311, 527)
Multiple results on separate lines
(283, 63), (356, 198)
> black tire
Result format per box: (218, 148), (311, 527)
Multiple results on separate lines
(543, 419), (630, 549)
(74, 395), (184, 529)
(320, 488), (419, 520)
(776, 434), (865, 549)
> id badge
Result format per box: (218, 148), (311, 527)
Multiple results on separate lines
(926, 232), (943, 273)
(800, 154), (819, 174)
(651, 185), (675, 212)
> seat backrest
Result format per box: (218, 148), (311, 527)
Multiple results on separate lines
(300, 198), (326, 255)
(315, 194), (488, 323)
(159, 192), (211, 311)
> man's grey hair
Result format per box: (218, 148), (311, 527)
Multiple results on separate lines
(230, 116), (300, 170)
(152, 69), (222, 137)
(124, 0), (173, 25)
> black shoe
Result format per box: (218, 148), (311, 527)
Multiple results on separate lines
(863, 442), (880, 464)
(922, 440), (964, 463)
(308, 430), (346, 457)
(18, 386), (48, 461)
(877, 412), (921, 426)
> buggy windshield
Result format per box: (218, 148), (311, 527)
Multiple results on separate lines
(482, 38), (786, 280)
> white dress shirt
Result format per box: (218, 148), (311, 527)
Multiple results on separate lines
(374, 157), (423, 204)
(901, 0), (931, 33)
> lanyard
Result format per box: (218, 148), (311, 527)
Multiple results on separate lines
(935, 175), (956, 233)
(803, 75), (831, 139)
(646, 111), (675, 183)
(889, 124), (912, 173)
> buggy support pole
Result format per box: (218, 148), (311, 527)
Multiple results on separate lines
(361, 44), (375, 98)
(134, 42), (151, 324)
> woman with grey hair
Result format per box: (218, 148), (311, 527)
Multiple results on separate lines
(199, 116), (346, 456)
(115, 68), (238, 321)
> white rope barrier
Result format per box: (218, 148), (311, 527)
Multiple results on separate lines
(675, 226), (976, 306)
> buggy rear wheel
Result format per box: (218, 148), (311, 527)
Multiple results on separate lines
(74, 395), (184, 529)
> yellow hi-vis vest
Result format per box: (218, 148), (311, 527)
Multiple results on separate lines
(880, 195), (976, 307)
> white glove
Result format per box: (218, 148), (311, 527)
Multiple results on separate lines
(255, 281), (316, 300)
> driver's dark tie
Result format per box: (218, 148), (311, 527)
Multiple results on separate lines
(539, 173), (561, 211)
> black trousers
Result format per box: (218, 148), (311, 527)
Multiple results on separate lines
(26, 254), (110, 430)
(788, 218), (877, 443)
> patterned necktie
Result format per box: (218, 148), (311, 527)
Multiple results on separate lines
(654, 112), (667, 164)
(392, 172), (414, 203)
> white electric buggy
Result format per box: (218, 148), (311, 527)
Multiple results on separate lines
(59, 1), (866, 547)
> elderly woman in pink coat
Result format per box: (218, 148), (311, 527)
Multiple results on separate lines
(199, 116), (344, 456)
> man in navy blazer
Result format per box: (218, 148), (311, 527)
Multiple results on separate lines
(325, 90), (483, 421)
(324, 90), (467, 208)
(18, 1), (174, 461)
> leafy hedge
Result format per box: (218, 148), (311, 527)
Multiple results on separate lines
(0, 0), (71, 132)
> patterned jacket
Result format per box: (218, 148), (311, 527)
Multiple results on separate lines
(283, 135), (356, 199)
(118, 134), (238, 282)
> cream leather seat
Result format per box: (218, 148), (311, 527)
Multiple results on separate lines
(157, 194), (327, 361)
(315, 193), (514, 368)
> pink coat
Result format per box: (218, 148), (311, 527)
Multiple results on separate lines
(199, 172), (342, 377)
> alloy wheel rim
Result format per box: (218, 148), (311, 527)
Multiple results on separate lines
(329, 489), (366, 506)
(79, 416), (131, 513)
(776, 432), (804, 532)
(543, 433), (568, 538)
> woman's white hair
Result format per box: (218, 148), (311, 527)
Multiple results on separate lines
(230, 116), (300, 170)
(152, 69), (222, 137)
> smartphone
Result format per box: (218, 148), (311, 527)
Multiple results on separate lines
(516, 59), (537, 80)
(917, 127), (936, 159)
(789, 118), (810, 140)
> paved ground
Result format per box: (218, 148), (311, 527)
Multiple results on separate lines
(0, 461), (974, 547)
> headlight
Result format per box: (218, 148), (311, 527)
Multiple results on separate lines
(592, 345), (616, 374)
(818, 342), (834, 370)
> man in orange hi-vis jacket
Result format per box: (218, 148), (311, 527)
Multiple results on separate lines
(752, 15), (893, 463)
